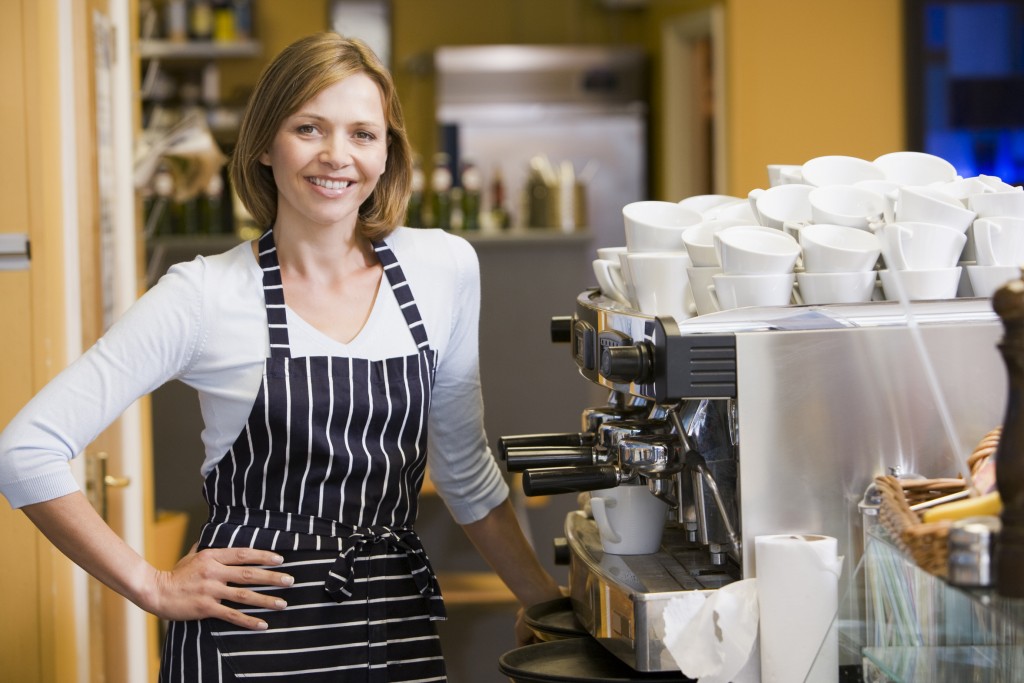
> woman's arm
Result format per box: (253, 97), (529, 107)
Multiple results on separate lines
(23, 491), (293, 630)
(460, 497), (564, 644)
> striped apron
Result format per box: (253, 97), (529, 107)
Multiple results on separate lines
(159, 229), (447, 682)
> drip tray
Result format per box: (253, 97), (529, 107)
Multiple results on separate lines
(499, 638), (696, 683)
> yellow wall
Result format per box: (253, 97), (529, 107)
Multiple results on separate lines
(216, 0), (905, 200)
(725, 0), (905, 194)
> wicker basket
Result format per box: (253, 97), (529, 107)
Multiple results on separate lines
(874, 427), (1001, 577)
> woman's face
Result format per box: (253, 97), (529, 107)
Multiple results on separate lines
(260, 73), (388, 233)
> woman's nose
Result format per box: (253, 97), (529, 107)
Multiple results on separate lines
(319, 136), (351, 167)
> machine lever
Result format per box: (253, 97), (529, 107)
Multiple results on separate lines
(522, 465), (620, 496)
(497, 433), (596, 461)
(504, 447), (597, 472)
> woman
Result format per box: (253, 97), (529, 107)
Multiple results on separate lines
(0, 33), (561, 681)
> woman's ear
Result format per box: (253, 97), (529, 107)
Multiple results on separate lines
(259, 151), (271, 166)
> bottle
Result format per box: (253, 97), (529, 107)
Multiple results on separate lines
(992, 273), (1024, 598)
(165, 0), (188, 42)
(489, 165), (511, 230)
(151, 165), (176, 236)
(232, 0), (252, 40)
(429, 153), (453, 230)
(212, 0), (235, 43)
(188, 0), (214, 41)
(460, 161), (482, 231)
(198, 172), (224, 234)
(406, 157), (424, 227)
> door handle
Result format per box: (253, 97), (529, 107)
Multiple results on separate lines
(0, 233), (30, 270)
(86, 451), (130, 521)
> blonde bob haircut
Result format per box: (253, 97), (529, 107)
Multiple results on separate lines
(230, 33), (412, 240)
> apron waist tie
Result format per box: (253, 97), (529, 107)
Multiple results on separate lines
(325, 525), (446, 618)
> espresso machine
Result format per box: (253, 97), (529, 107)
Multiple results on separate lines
(499, 289), (1007, 676)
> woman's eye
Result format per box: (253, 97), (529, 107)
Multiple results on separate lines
(296, 124), (318, 135)
(354, 131), (376, 141)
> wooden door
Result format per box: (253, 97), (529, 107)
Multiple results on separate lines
(0, 1), (157, 681)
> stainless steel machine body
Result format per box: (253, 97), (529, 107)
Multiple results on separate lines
(512, 291), (1007, 672)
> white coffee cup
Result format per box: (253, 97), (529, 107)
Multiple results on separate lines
(894, 185), (976, 232)
(940, 176), (997, 204)
(800, 155), (885, 187)
(709, 199), (759, 222)
(625, 251), (693, 321)
(681, 219), (748, 267)
(880, 222), (968, 270)
(809, 184), (890, 229)
(854, 178), (900, 217)
(747, 184), (814, 229)
(623, 201), (702, 252)
(978, 175), (1020, 193)
(678, 194), (743, 217)
(969, 191), (1024, 219)
(597, 245), (628, 262)
(973, 216), (1024, 267)
(796, 270), (878, 304)
(715, 225), (801, 275)
(616, 250), (640, 309)
(799, 223), (882, 273)
(686, 265), (723, 316)
(879, 267), (962, 301)
(710, 272), (796, 310)
(872, 151), (958, 186)
(967, 264), (1021, 299)
(589, 485), (670, 555)
(592, 259), (631, 305)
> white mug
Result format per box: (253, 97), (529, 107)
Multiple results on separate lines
(796, 270), (878, 304)
(589, 485), (669, 555)
(967, 264), (1020, 299)
(879, 267), (962, 301)
(677, 194), (743, 217)
(623, 201), (702, 252)
(798, 223), (881, 273)
(881, 222), (967, 270)
(800, 155), (885, 187)
(592, 259), (631, 305)
(625, 251), (693, 321)
(714, 225), (801, 275)
(748, 184), (814, 229)
(809, 184), (889, 229)
(894, 185), (976, 233)
(709, 272), (796, 310)
(681, 219), (747, 267)
(872, 151), (957, 186)
(968, 190), (1024, 219)
(973, 216), (1024, 267)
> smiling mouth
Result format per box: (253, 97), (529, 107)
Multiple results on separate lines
(308, 177), (352, 190)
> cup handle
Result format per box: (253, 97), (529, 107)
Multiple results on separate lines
(706, 283), (722, 312)
(782, 220), (807, 239)
(884, 225), (911, 270)
(791, 280), (805, 306)
(594, 260), (631, 305)
(589, 496), (621, 543)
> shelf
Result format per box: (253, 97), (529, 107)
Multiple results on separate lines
(436, 571), (517, 606)
(450, 227), (593, 247)
(139, 39), (262, 61)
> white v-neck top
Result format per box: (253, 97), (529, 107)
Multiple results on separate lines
(0, 227), (508, 524)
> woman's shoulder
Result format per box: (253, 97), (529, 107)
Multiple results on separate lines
(386, 227), (478, 269)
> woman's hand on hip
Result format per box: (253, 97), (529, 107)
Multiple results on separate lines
(146, 545), (294, 630)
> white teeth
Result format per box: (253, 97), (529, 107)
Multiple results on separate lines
(310, 177), (350, 190)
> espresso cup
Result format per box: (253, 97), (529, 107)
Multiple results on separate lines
(967, 264), (1021, 299)
(880, 222), (968, 270)
(748, 184), (814, 229)
(796, 270), (878, 304)
(968, 190), (1024, 219)
(974, 216), (1024, 267)
(798, 223), (881, 273)
(766, 163), (803, 187)
(625, 251), (693, 321)
(800, 155), (885, 187)
(940, 176), (996, 204)
(894, 185), (976, 233)
(677, 194), (743, 217)
(710, 272), (796, 310)
(681, 219), (747, 267)
(623, 201), (702, 252)
(809, 184), (890, 229)
(872, 151), (958, 186)
(715, 225), (801, 275)
(589, 485), (670, 555)
(879, 267), (962, 301)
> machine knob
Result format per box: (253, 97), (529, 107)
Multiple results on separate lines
(553, 537), (570, 566)
(601, 343), (653, 384)
(550, 316), (573, 343)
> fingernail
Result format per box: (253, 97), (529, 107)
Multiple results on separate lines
(274, 599), (287, 609)
(256, 621), (269, 631)
(280, 574), (294, 587)
(271, 554), (285, 565)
